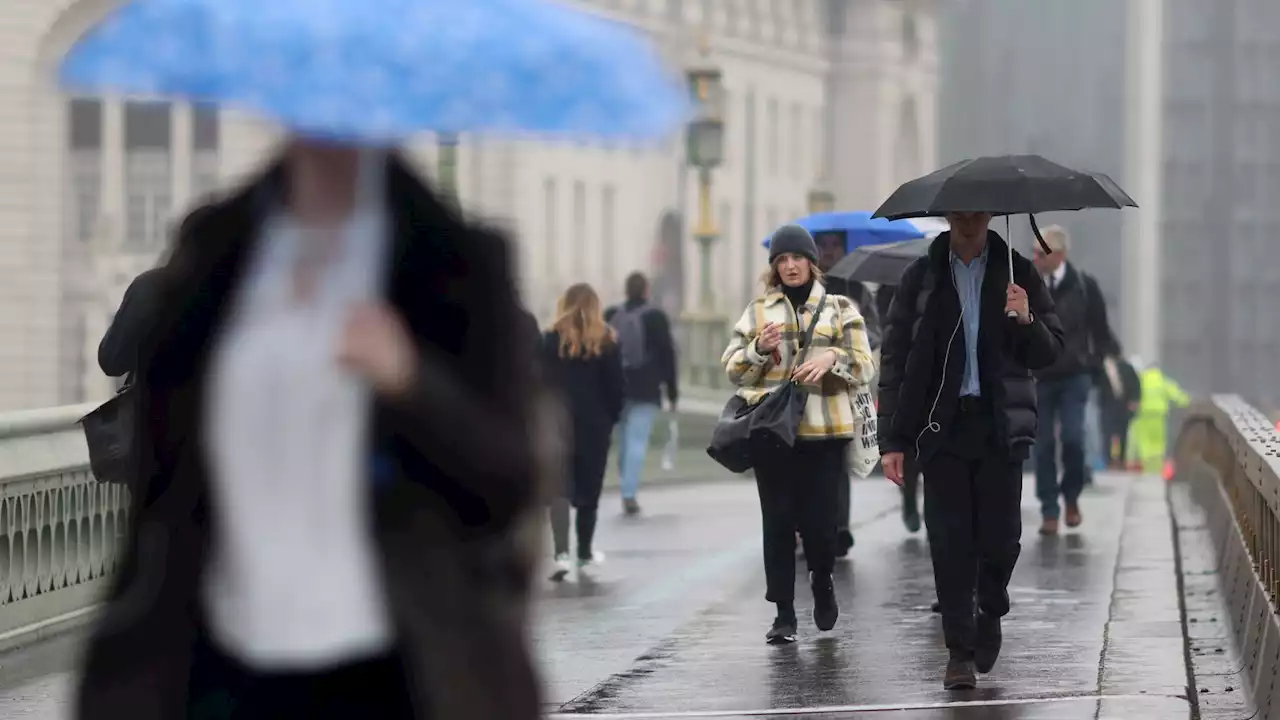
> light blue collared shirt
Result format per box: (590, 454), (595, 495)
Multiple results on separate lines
(951, 244), (989, 397)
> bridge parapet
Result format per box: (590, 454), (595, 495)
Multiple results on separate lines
(1174, 395), (1280, 716)
(0, 402), (127, 653)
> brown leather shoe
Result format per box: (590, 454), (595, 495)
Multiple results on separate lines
(1065, 505), (1083, 528)
(1039, 517), (1060, 536)
(944, 657), (977, 690)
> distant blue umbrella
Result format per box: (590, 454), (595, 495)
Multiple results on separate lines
(762, 211), (927, 252)
(60, 0), (690, 144)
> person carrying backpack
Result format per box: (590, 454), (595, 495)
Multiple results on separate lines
(604, 272), (679, 515)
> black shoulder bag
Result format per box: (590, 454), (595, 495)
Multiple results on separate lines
(79, 374), (140, 486)
(707, 294), (828, 473)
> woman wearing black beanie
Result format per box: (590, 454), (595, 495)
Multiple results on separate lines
(721, 224), (877, 644)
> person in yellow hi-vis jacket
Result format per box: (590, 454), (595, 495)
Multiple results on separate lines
(1127, 356), (1190, 473)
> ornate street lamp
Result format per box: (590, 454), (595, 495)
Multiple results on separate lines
(684, 43), (724, 312)
(808, 185), (836, 214)
(680, 36), (728, 388)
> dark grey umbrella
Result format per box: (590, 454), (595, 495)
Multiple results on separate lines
(827, 237), (933, 287)
(871, 155), (1138, 316)
(871, 155), (1136, 222)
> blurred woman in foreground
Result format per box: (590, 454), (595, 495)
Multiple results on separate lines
(540, 284), (625, 580)
(75, 140), (542, 720)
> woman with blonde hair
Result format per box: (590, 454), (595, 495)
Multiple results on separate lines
(722, 225), (876, 644)
(540, 283), (626, 580)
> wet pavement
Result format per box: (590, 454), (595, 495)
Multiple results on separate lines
(0, 472), (1193, 718)
(536, 472), (1192, 719)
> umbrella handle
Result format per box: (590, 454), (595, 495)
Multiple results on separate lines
(1006, 216), (1018, 318)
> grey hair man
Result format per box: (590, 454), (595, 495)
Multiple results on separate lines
(1030, 224), (1120, 536)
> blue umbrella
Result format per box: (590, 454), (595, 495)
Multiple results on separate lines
(762, 211), (927, 252)
(59, 0), (690, 144)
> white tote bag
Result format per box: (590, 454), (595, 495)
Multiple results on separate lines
(848, 387), (880, 478)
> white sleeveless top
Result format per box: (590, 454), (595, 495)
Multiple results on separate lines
(201, 151), (394, 670)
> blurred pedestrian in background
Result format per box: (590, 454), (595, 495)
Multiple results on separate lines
(605, 272), (679, 516)
(722, 225), (875, 645)
(875, 285), (922, 533)
(1030, 225), (1119, 536)
(1127, 356), (1190, 474)
(543, 284), (625, 580)
(815, 231), (881, 557)
(1098, 353), (1142, 469)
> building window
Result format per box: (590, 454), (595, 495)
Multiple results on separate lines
(124, 101), (172, 252)
(572, 180), (587, 279)
(601, 185), (617, 291)
(192, 103), (220, 199)
(67, 99), (103, 246)
(766, 98), (779, 174)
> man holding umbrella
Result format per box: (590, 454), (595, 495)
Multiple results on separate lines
(873, 154), (1134, 689)
(878, 211), (1063, 689)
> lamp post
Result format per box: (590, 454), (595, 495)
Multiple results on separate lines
(685, 48), (725, 311)
(682, 39), (727, 387)
(807, 184), (835, 215)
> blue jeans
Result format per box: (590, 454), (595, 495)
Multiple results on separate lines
(1035, 373), (1092, 520)
(618, 402), (660, 500)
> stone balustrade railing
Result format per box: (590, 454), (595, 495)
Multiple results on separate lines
(0, 402), (128, 652)
(1173, 395), (1280, 716)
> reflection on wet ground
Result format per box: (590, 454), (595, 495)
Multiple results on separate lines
(0, 473), (1190, 719)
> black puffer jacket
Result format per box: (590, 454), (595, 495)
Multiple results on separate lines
(877, 231), (1064, 462)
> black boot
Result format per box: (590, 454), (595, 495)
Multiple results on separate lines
(811, 572), (838, 631)
(766, 603), (798, 645)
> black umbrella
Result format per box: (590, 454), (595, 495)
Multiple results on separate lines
(871, 155), (1137, 316)
(872, 155), (1136, 222)
(828, 237), (932, 287)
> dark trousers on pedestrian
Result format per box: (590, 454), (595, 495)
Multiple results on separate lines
(922, 400), (1022, 659)
(835, 451), (851, 531)
(550, 429), (609, 560)
(754, 439), (845, 606)
(1102, 406), (1133, 468)
(1034, 373), (1091, 520)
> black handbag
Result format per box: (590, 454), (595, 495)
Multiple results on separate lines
(707, 294), (828, 473)
(79, 374), (139, 485)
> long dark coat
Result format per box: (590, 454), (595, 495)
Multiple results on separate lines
(538, 331), (624, 507)
(75, 156), (543, 720)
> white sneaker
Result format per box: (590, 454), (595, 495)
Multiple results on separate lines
(549, 553), (573, 581)
(577, 551), (606, 570)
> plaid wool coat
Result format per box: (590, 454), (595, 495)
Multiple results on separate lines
(721, 281), (877, 440)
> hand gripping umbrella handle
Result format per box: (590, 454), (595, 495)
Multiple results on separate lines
(1006, 216), (1018, 318)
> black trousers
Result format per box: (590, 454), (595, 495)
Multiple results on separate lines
(922, 401), (1023, 658)
(186, 629), (416, 719)
(835, 451), (851, 530)
(1102, 407), (1133, 466)
(754, 439), (846, 605)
